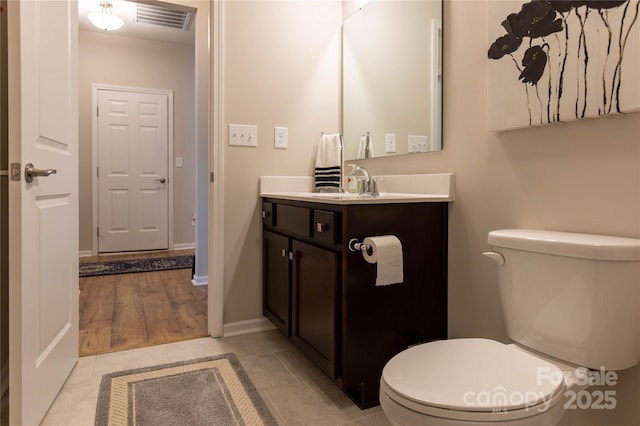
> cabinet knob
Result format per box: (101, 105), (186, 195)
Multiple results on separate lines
(316, 222), (327, 233)
(262, 211), (271, 219)
(281, 248), (287, 257)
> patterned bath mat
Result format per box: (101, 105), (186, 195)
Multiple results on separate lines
(79, 255), (193, 277)
(95, 353), (277, 426)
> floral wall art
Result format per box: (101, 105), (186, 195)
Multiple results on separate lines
(488, 0), (640, 131)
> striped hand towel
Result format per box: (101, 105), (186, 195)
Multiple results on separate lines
(314, 133), (342, 191)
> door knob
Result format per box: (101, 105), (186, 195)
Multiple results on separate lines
(155, 177), (166, 184)
(24, 163), (57, 183)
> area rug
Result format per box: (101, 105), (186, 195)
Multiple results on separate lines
(80, 255), (193, 277)
(95, 353), (277, 426)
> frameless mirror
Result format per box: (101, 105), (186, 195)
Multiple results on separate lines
(343, 0), (442, 160)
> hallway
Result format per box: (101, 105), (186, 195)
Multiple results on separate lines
(79, 250), (207, 356)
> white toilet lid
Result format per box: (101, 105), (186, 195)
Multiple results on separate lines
(382, 338), (564, 413)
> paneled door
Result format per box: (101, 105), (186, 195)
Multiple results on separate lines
(8, 1), (79, 424)
(97, 89), (169, 253)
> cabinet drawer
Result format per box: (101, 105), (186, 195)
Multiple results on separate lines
(262, 202), (274, 226)
(277, 205), (311, 237)
(313, 210), (340, 244)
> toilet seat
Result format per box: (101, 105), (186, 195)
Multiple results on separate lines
(381, 338), (566, 422)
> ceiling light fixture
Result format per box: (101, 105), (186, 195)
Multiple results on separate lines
(88, 1), (124, 31)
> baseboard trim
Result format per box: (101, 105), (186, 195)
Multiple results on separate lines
(191, 275), (208, 286)
(173, 243), (195, 250)
(82, 246), (194, 258)
(223, 317), (276, 337)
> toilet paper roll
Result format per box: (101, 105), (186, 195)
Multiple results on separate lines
(363, 235), (403, 286)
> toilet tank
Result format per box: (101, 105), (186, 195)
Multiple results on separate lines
(487, 229), (640, 371)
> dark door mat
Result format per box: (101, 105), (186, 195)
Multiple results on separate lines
(80, 255), (193, 277)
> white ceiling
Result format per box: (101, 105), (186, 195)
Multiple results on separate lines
(78, 0), (195, 45)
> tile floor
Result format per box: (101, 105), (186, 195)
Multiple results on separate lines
(42, 330), (392, 425)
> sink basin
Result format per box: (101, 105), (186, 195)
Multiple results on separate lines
(308, 192), (370, 200)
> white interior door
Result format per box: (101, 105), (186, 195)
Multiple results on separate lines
(97, 89), (169, 253)
(8, 1), (79, 424)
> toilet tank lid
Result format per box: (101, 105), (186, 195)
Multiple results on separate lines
(488, 229), (640, 261)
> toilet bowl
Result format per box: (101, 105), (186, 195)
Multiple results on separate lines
(380, 339), (580, 425)
(379, 230), (640, 426)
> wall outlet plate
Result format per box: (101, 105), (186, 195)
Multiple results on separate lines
(274, 126), (288, 149)
(228, 124), (257, 147)
(385, 133), (396, 153)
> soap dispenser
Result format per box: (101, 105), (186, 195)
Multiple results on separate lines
(347, 164), (358, 193)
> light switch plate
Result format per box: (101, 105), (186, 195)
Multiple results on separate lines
(274, 126), (288, 149)
(228, 124), (257, 147)
(175, 157), (183, 168)
(408, 135), (428, 153)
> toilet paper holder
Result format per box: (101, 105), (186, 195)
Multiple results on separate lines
(348, 238), (370, 253)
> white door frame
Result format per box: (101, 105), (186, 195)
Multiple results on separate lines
(210, 0), (224, 337)
(91, 84), (174, 255)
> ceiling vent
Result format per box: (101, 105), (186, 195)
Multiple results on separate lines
(135, 2), (194, 31)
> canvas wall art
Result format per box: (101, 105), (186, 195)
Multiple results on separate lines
(488, 0), (640, 131)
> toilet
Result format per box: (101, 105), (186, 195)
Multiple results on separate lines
(380, 229), (640, 425)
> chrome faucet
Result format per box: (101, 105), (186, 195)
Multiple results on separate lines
(369, 176), (382, 196)
(349, 166), (371, 195)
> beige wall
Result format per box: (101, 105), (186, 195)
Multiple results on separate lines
(78, 30), (196, 251)
(222, 0), (342, 323)
(219, 1), (639, 423)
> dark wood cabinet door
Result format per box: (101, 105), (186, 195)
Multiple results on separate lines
(263, 231), (291, 335)
(291, 240), (339, 379)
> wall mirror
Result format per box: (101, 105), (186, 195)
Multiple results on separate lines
(343, 0), (442, 161)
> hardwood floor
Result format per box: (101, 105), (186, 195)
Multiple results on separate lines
(79, 250), (208, 356)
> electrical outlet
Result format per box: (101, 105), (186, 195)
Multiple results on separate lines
(228, 124), (257, 147)
(274, 126), (288, 149)
(191, 214), (196, 227)
(385, 134), (396, 153)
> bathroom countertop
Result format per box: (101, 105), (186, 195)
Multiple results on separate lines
(259, 173), (455, 204)
(260, 191), (452, 204)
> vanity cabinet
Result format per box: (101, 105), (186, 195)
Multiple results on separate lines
(262, 198), (448, 408)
